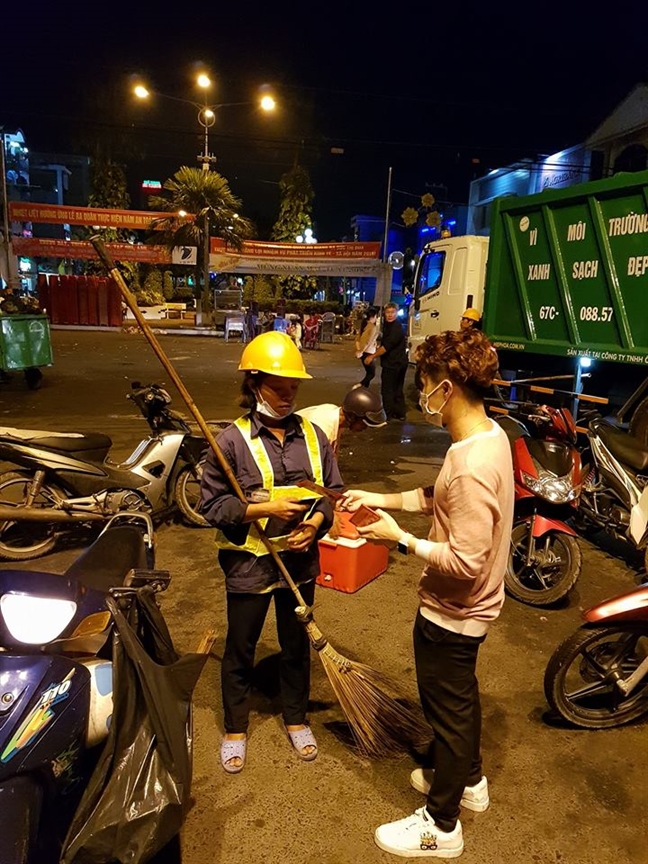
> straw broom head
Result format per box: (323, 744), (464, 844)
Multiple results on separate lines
(302, 616), (431, 759)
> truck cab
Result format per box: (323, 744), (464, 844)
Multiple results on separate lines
(407, 235), (489, 361)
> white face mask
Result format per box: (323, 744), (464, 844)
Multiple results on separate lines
(254, 391), (296, 419)
(419, 380), (451, 427)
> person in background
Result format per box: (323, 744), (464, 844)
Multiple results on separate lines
(342, 328), (513, 859)
(371, 302), (408, 421)
(297, 385), (387, 454)
(288, 314), (303, 350)
(459, 308), (482, 331)
(199, 332), (344, 775)
(354, 306), (380, 388)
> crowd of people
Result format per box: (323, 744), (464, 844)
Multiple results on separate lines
(199, 297), (510, 859)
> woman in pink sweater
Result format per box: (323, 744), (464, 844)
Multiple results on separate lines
(343, 329), (514, 859)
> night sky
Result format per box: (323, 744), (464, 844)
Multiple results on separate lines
(3, 2), (647, 240)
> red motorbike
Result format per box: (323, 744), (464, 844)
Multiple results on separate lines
(544, 582), (648, 728)
(496, 404), (583, 606)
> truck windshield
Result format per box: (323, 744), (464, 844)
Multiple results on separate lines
(416, 250), (445, 299)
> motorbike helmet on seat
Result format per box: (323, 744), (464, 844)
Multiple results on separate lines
(342, 387), (387, 427)
(238, 332), (312, 379)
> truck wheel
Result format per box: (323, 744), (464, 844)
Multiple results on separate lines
(0, 471), (60, 560)
(629, 396), (648, 447)
(174, 463), (208, 527)
(506, 523), (581, 606)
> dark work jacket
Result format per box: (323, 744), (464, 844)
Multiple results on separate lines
(199, 411), (344, 593)
(380, 319), (408, 369)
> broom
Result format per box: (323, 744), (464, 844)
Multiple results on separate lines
(90, 236), (430, 758)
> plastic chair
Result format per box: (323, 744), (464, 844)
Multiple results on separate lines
(225, 314), (245, 342)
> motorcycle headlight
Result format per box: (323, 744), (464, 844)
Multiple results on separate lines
(521, 470), (579, 504)
(0, 593), (77, 644)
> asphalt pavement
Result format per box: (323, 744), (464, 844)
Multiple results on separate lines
(2, 329), (647, 864)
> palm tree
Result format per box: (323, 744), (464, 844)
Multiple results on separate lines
(148, 166), (254, 317)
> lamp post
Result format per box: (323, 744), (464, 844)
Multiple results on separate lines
(133, 74), (276, 323)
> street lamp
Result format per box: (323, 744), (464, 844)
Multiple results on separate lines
(132, 74), (277, 324)
(132, 74), (276, 172)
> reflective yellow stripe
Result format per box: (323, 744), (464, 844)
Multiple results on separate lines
(214, 415), (325, 556)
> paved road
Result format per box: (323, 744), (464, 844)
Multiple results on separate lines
(2, 330), (646, 864)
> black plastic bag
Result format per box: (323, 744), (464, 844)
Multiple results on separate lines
(61, 588), (208, 864)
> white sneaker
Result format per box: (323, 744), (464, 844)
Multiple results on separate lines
(410, 769), (490, 813)
(374, 807), (464, 858)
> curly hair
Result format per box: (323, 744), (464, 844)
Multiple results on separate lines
(414, 329), (499, 399)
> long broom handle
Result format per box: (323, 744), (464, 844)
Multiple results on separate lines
(90, 236), (308, 609)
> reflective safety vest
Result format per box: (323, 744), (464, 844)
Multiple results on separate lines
(214, 415), (325, 557)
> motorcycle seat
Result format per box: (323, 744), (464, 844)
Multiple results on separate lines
(0, 429), (112, 453)
(590, 418), (648, 472)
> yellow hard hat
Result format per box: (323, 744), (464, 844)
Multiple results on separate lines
(238, 331), (312, 378)
(461, 307), (481, 322)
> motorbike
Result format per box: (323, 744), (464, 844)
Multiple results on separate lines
(544, 582), (648, 728)
(496, 403), (583, 606)
(0, 381), (211, 562)
(0, 513), (172, 863)
(575, 415), (648, 573)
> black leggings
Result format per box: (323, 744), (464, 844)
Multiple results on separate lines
(359, 353), (376, 387)
(221, 580), (316, 733)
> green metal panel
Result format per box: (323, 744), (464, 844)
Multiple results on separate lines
(484, 169), (648, 365)
(0, 315), (53, 370)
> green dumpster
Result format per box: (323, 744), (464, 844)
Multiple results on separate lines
(0, 314), (53, 389)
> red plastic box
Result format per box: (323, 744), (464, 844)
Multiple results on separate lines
(317, 535), (389, 594)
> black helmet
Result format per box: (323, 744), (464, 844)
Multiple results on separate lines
(342, 387), (387, 427)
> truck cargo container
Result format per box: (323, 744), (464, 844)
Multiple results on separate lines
(408, 169), (648, 442)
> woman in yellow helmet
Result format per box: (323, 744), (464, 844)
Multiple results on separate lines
(200, 332), (344, 774)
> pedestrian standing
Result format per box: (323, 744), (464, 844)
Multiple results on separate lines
(199, 332), (344, 774)
(354, 306), (380, 388)
(371, 302), (408, 421)
(342, 328), (514, 859)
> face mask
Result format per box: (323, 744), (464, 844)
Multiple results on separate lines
(419, 380), (451, 427)
(254, 391), (296, 419)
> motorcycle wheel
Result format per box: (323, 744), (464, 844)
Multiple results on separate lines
(506, 522), (582, 606)
(544, 624), (648, 728)
(0, 470), (61, 560)
(174, 463), (208, 527)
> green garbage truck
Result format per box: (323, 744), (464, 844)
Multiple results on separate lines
(408, 168), (648, 442)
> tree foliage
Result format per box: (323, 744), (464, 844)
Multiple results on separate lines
(270, 163), (318, 299)
(148, 166), (254, 310)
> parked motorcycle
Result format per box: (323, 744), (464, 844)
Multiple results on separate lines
(575, 415), (648, 573)
(496, 404), (583, 606)
(0, 513), (169, 863)
(544, 582), (648, 728)
(0, 381), (210, 562)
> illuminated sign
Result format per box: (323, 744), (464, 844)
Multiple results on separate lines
(141, 180), (162, 192)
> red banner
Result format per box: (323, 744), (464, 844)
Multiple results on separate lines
(12, 237), (172, 264)
(209, 239), (384, 276)
(210, 239), (381, 259)
(8, 202), (187, 230)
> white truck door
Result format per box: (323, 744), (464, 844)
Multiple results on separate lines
(408, 242), (468, 359)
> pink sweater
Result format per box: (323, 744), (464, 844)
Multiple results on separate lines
(417, 421), (514, 636)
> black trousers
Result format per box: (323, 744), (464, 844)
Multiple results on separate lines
(381, 364), (407, 418)
(413, 611), (486, 833)
(359, 353), (376, 387)
(221, 579), (316, 733)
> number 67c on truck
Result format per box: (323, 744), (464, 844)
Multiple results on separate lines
(407, 169), (648, 446)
